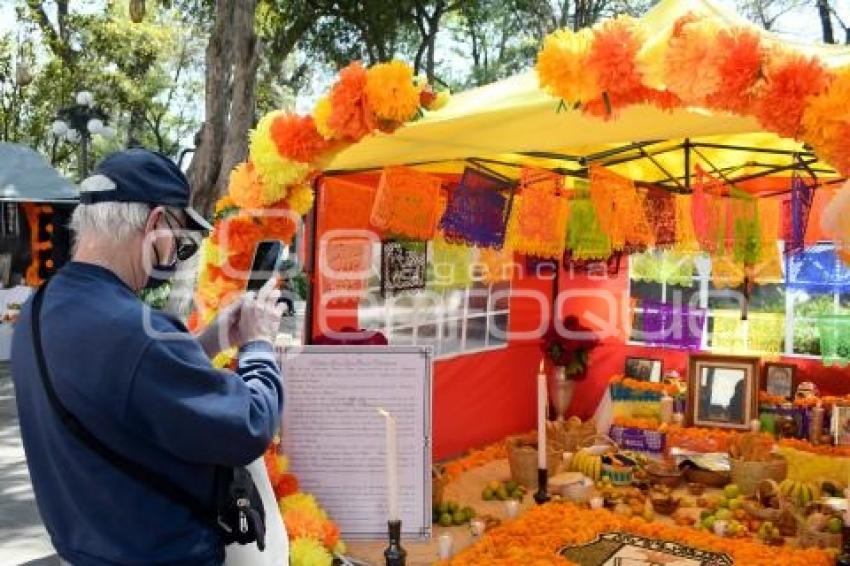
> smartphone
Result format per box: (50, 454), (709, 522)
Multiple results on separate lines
(247, 240), (286, 292)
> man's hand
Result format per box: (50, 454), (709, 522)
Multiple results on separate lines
(196, 278), (285, 357)
(234, 277), (286, 346)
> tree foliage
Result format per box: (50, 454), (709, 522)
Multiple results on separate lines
(1, 0), (201, 181)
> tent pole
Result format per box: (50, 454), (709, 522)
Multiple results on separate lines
(689, 141), (819, 158)
(579, 140), (664, 165)
(598, 142), (684, 168)
(304, 176), (321, 345)
(639, 147), (685, 190)
(725, 158), (820, 185)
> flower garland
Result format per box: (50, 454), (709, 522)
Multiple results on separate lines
(609, 375), (678, 396)
(665, 425), (745, 453)
(192, 59), (449, 555)
(535, 12), (850, 177)
(262, 444), (344, 566)
(442, 439), (511, 482)
(779, 437), (850, 458)
(444, 502), (833, 566)
(194, 59), (446, 325)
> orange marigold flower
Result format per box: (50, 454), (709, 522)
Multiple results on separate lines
(274, 473), (300, 499)
(328, 62), (377, 142)
(269, 113), (328, 164)
(752, 49), (833, 139)
(227, 162), (266, 210)
(705, 27), (763, 114)
(586, 15), (647, 112)
(364, 60), (420, 124)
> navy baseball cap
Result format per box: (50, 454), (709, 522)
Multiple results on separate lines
(79, 148), (213, 232)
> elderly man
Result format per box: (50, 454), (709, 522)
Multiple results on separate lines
(12, 149), (285, 565)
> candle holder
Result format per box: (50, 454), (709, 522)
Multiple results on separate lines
(533, 467), (550, 505)
(384, 519), (407, 566)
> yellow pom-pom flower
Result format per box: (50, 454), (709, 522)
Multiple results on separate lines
(277, 454), (289, 474)
(202, 240), (226, 268)
(365, 60), (420, 123)
(290, 537), (333, 566)
(313, 95), (337, 141)
(279, 492), (328, 521)
(212, 348), (236, 368)
(214, 195), (236, 214)
(536, 27), (598, 105)
(287, 183), (315, 217)
(249, 111), (312, 199)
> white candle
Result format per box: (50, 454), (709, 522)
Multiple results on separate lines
(377, 408), (399, 521)
(438, 533), (454, 559)
(537, 367), (547, 470)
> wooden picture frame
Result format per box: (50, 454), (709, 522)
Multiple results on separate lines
(762, 362), (797, 401)
(687, 354), (759, 430)
(624, 356), (663, 383)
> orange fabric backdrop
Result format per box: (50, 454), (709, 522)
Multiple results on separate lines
(310, 172), (844, 459)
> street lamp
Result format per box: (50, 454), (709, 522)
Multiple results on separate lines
(50, 91), (114, 181)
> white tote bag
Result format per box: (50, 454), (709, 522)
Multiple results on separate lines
(224, 457), (288, 566)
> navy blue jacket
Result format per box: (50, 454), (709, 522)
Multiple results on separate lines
(12, 262), (283, 565)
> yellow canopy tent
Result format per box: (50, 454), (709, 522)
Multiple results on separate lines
(325, 0), (850, 188)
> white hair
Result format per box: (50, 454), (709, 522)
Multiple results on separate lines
(70, 201), (152, 242)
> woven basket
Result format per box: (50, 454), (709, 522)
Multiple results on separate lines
(506, 436), (561, 489)
(741, 480), (797, 536)
(730, 455), (787, 496)
(794, 501), (844, 550)
(683, 466), (730, 488)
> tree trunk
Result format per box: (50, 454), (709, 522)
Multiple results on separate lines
(128, 105), (146, 148)
(818, 0), (836, 44)
(211, 0), (260, 210)
(173, 0), (258, 318)
(187, 0), (239, 218)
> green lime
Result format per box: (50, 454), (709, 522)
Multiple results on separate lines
(505, 480), (519, 493)
(482, 487), (494, 500)
(452, 510), (467, 525)
(438, 501), (451, 515)
(497, 486), (509, 500)
(447, 501), (459, 513)
(462, 506), (476, 520)
(438, 512), (453, 527)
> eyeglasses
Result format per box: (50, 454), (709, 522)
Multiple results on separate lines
(161, 209), (200, 262)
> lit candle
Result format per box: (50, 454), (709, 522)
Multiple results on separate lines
(377, 408), (399, 521)
(538, 363), (547, 470)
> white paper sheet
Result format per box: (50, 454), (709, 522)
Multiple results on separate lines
(280, 346), (432, 540)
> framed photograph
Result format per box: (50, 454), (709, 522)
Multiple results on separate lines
(380, 240), (427, 298)
(624, 357), (663, 383)
(687, 354), (759, 430)
(832, 406), (850, 446)
(762, 362), (797, 401)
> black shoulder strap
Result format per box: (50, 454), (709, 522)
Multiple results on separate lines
(30, 283), (215, 524)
